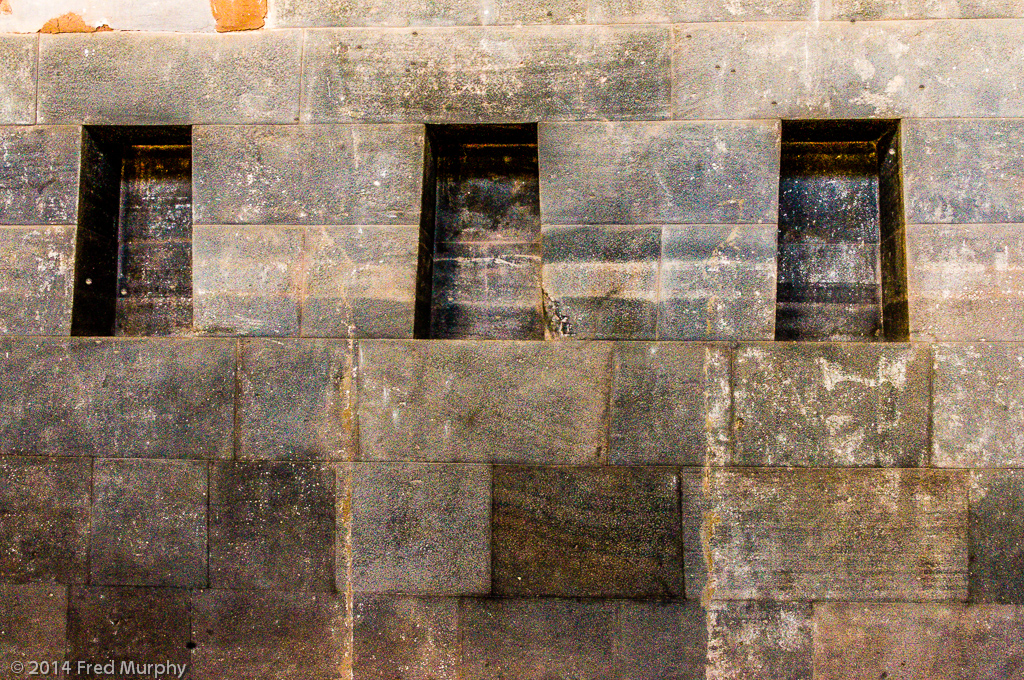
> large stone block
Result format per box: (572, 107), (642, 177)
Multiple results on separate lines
(933, 344), (1024, 468)
(832, 0), (1024, 20)
(0, 457), (90, 584)
(0, 584), (66, 677)
(0, 0), (216, 32)
(0, 37), (36, 125)
(686, 469), (969, 601)
(358, 340), (611, 463)
(270, 0), (585, 26)
(301, 26), (670, 123)
(813, 603), (1024, 680)
(193, 125), (423, 225)
(492, 465), (682, 598)
(732, 343), (930, 467)
(659, 224), (776, 341)
(589, 0), (819, 21)
(238, 339), (357, 461)
(351, 462), (490, 595)
(0, 126), (80, 225)
(706, 602), (813, 680)
(615, 600), (707, 679)
(352, 596), (458, 680)
(0, 227), (75, 336)
(970, 470), (1024, 604)
(90, 460), (207, 588)
(38, 32), (302, 125)
(540, 121), (779, 225)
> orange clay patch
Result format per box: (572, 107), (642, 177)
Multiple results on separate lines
(210, 0), (266, 32)
(39, 12), (112, 33)
(0, 0), (12, 16)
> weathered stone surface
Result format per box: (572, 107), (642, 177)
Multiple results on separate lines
(907, 224), (1024, 341)
(191, 590), (348, 680)
(358, 340), (611, 463)
(493, 465), (682, 598)
(210, 462), (336, 591)
(353, 596), (458, 680)
(303, 226), (419, 338)
(0, 126), (80, 225)
(38, 32), (301, 124)
(542, 225), (660, 340)
(90, 460), (207, 588)
(832, 0), (1024, 20)
(814, 603), (1024, 680)
(687, 469), (968, 601)
(0, 339), (235, 458)
(0, 0), (215, 32)
(193, 125), (422, 225)
(933, 344), (1024, 468)
(0, 227), (75, 335)
(610, 342), (730, 466)
(352, 462), (490, 595)
(540, 121), (778, 225)
(707, 602), (813, 680)
(590, 0), (818, 21)
(238, 339), (356, 461)
(67, 587), (191, 680)
(301, 26), (670, 123)
(732, 343), (930, 467)
(0, 457), (89, 584)
(0, 584), (66, 675)
(271, 0), (585, 26)
(970, 470), (1024, 604)
(615, 600), (707, 680)
(0, 37), (35, 125)
(460, 598), (618, 680)
(659, 224), (776, 341)
(193, 225), (303, 336)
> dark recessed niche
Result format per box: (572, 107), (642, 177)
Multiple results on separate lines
(415, 124), (543, 340)
(72, 126), (193, 337)
(776, 120), (908, 342)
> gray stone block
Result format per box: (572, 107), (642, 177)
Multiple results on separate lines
(492, 465), (682, 598)
(615, 600), (707, 680)
(358, 340), (611, 463)
(0, 584), (66, 675)
(542, 225), (660, 340)
(688, 469), (968, 601)
(90, 460), (207, 588)
(0, 457), (90, 584)
(539, 122), (779, 225)
(353, 596), (458, 680)
(238, 339), (357, 461)
(301, 26), (670, 123)
(193, 225), (303, 336)
(303, 226), (419, 338)
(193, 125), (423, 226)
(0, 126), (81, 225)
(933, 344), (1024, 468)
(833, 0), (1024, 19)
(813, 603), (1024, 680)
(0, 227), (75, 336)
(733, 343), (930, 467)
(38, 32), (302, 124)
(590, 0), (818, 21)
(610, 342), (731, 466)
(907, 224), (1024, 341)
(460, 598), (618, 680)
(0, 37), (36, 125)
(707, 602), (813, 680)
(191, 590), (348, 680)
(352, 462), (490, 595)
(270, 0), (585, 26)
(210, 462), (337, 591)
(970, 470), (1024, 604)
(659, 224), (776, 341)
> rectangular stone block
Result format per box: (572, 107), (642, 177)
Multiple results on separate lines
(591, 0), (818, 21)
(832, 0), (1024, 20)
(907, 224), (1024, 341)
(542, 225), (660, 340)
(0, 457), (90, 584)
(358, 340), (611, 463)
(303, 226), (419, 338)
(814, 603), (1024, 680)
(540, 121), (779, 225)
(0, 227), (75, 335)
(688, 469), (968, 601)
(238, 339), (357, 461)
(970, 470), (1024, 604)
(191, 590), (348, 680)
(353, 596), (458, 680)
(733, 343), (930, 467)
(0, 584), (66, 676)
(210, 462), (337, 591)
(38, 32), (302, 124)
(90, 460), (207, 588)
(193, 225), (303, 336)
(0, 37), (36, 125)
(271, 0), (585, 26)
(301, 26), (670, 123)
(615, 601), (707, 680)
(0, 0), (216, 32)
(659, 224), (776, 341)
(492, 465), (682, 598)
(610, 342), (730, 466)
(0, 126), (81, 225)
(934, 344), (1024, 468)
(352, 462), (490, 595)
(706, 602), (813, 680)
